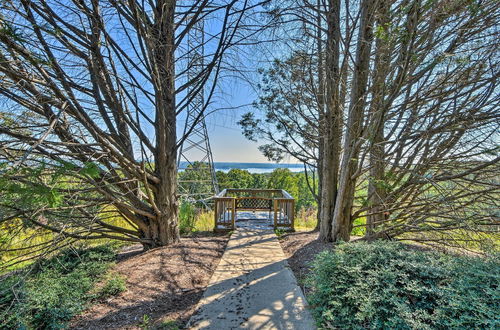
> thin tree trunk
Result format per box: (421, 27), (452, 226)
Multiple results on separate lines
(331, 0), (377, 242)
(315, 0), (324, 231)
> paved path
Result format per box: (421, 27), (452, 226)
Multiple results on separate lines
(188, 215), (316, 329)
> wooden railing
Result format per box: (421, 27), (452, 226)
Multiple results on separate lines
(213, 189), (295, 231)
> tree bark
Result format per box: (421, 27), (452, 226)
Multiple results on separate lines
(331, 0), (377, 242)
(148, 0), (180, 248)
(319, 0), (341, 242)
(315, 0), (325, 231)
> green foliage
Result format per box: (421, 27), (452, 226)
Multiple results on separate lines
(93, 273), (126, 300)
(0, 274), (26, 328)
(274, 228), (286, 237)
(217, 168), (317, 211)
(179, 201), (197, 234)
(267, 168), (299, 197)
(0, 245), (118, 329)
(251, 172), (269, 189)
(239, 51), (319, 164)
(307, 241), (500, 329)
(178, 162), (215, 197)
(178, 201), (214, 234)
(216, 169), (255, 189)
(139, 314), (152, 329)
(0, 166), (63, 209)
(0, 161), (101, 214)
(80, 162), (101, 179)
(351, 217), (366, 236)
(141, 316), (182, 330)
(152, 320), (180, 330)
(295, 172), (316, 209)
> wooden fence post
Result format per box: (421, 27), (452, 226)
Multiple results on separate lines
(214, 199), (218, 231)
(231, 198), (236, 230)
(273, 199), (278, 228)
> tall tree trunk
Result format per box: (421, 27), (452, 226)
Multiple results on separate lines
(147, 0), (180, 249)
(315, 0), (325, 231)
(331, 0), (377, 242)
(366, 0), (391, 239)
(319, 0), (341, 242)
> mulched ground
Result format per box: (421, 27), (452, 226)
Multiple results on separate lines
(71, 234), (228, 329)
(278, 231), (332, 295)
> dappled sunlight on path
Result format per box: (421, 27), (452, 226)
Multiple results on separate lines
(188, 223), (315, 329)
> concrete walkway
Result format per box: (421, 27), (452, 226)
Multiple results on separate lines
(188, 215), (316, 329)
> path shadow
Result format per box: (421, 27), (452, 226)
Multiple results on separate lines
(189, 259), (315, 329)
(188, 229), (316, 329)
(71, 236), (228, 329)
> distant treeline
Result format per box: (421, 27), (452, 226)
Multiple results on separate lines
(179, 161), (304, 172)
(178, 164), (317, 210)
(215, 168), (317, 210)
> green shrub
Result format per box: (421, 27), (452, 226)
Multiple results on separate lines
(0, 274), (26, 329)
(274, 228), (286, 237)
(94, 273), (127, 300)
(350, 216), (366, 236)
(179, 201), (197, 234)
(0, 244), (117, 329)
(307, 241), (500, 329)
(154, 320), (180, 330)
(178, 202), (214, 233)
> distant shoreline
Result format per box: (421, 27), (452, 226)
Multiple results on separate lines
(178, 161), (304, 174)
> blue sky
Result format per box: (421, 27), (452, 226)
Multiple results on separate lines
(175, 3), (301, 164)
(177, 76), (272, 163)
(177, 66), (300, 164)
(203, 80), (268, 163)
(201, 78), (266, 163)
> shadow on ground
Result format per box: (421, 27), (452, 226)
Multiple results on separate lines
(188, 227), (316, 329)
(279, 231), (332, 291)
(71, 235), (228, 329)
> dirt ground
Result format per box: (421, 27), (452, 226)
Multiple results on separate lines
(278, 231), (332, 295)
(71, 234), (228, 329)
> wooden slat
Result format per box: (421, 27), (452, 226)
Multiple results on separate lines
(231, 198), (236, 229)
(214, 189), (227, 198)
(273, 199), (278, 227)
(211, 188), (295, 231)
(213, 199), (218, 231)
(226, 189), (282, 193)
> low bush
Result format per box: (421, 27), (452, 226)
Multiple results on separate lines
(179, 201), (197, 234)
(179, 201), (214, 234)
(93, 272), (127, 300)
(307, 241), (500, 329)
(294, 207), (317, 230)
(0, 245), (118, 329)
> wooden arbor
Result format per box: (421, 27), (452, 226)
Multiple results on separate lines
(213, 189), (295, 231)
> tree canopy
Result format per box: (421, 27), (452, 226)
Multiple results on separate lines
(0, 0), (268, 265)
(241, 0), (500, 248)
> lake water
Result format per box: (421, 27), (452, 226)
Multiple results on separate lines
(179, 162), (304, 174)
